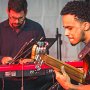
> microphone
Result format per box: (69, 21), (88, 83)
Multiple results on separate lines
(9, 38), (35, 64)
(27, 38), (34, 46)
(39, 37), (45, 41)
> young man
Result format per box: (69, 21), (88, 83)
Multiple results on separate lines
(54, 1), (90, 90)
(0, 0), (53, 90)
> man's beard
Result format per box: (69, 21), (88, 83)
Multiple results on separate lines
(12, 23), (22, 29)
(71, 42), (79, 46)
(71, 32), (85, 46)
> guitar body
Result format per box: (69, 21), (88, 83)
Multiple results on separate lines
(41, 54), (85, 83)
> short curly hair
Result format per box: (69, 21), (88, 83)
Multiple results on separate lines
(61, 1), (90, 22)
(8, 0), (28, 14)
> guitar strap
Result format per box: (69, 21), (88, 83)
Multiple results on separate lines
(83, 55), (90, 84)
(78, 41), (90, 60)
(78, 41), (90, 84)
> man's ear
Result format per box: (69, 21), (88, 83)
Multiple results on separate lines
(6, 8), (9, 15)
(25, 9), (27, 16)
(83, 22), (90, 31)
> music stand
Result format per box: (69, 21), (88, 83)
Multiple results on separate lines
(45, 38), (57, 50)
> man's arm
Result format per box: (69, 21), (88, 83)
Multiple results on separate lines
(54, 66), (90, 90)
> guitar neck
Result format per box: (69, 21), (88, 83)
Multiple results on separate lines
(41, 54), (85, 83)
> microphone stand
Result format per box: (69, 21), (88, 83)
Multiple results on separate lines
(2, 76), (4, 90)
(58, 33), (62, 60)
(56, 28), (59, 59)
(56, 28), (62, 60)
(21, 62), (24, 90)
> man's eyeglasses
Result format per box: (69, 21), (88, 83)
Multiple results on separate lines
(9, 15), (25, 22)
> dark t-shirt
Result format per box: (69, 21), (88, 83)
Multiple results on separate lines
(0, 18), (45, 60)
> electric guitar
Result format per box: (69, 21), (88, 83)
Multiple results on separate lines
(31, 42), (85, 84)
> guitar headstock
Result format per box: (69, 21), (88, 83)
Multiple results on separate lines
(31, 41), (48, 70)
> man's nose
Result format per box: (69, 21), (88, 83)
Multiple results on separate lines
(65, 30), (70, 36)
(15, 19), (19, 23)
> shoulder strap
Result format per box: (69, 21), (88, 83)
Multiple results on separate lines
(78, 42), (90, 60)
